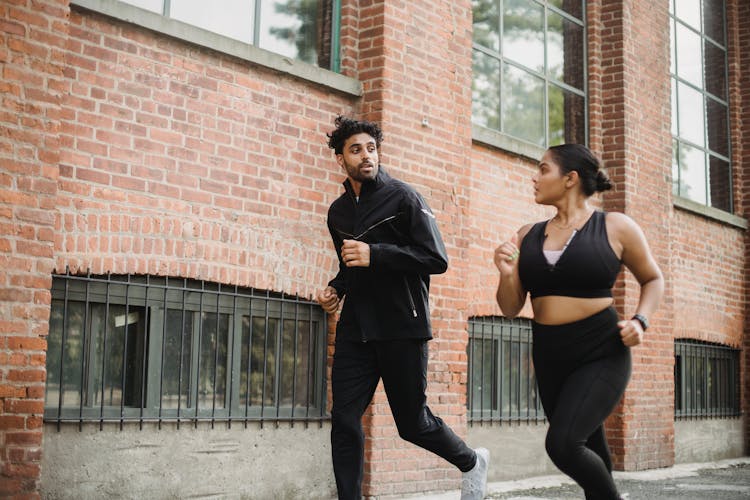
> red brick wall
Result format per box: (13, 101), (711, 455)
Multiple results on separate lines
(0, 1), (70, 497)
(466, 145), (551, 321)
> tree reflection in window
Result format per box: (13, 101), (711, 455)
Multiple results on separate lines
(472, 0), (586, 147)
(261, 0), (333, 69)
(118, 0), (336, 70)
(46, 301), (147, 411)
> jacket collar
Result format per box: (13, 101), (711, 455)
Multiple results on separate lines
(343, 167), (390, 201)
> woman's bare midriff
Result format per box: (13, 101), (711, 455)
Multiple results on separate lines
(531, 296), (614, 325)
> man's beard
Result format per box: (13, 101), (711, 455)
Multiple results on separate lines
(347, 161), (378, 183)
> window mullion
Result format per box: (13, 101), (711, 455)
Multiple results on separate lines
(498, 0), (504, 135)
(177, 280), (188, 426)
(157, 279), (168, 427)
(291, 300), (300, 423)
(55, 275), (69, 430)
(193, 284), (204, 427)
(316, 309), (326, 423)
(304, 304), (313, 424)
(253, 0), (262, 47)
(543, 2), (549, 148)
(210, 286), (221, 426)
(275, 293), (285, 422)
(260, 290), (271, 425)
(98, 275), (111, 429)
(226, 287), (239, 426)
(80, 272), (91, 430)
(331, 0), (341, 72)
(138, 279), (149, 428)
(243, 295), (253, 425)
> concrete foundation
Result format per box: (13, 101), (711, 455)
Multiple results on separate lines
(41, 421), (336, 500)
(674, 417), (745, 463)
(467, 423), (558, 481)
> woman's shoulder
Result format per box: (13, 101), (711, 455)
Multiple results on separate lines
(604, 211), (644, 240)
(604, 211), (637, 227)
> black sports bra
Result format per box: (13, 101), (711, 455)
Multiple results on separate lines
(518, 211), (622, 299)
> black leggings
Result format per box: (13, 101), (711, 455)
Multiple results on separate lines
(533, 306), (631, 500)
(330, 338), (476, 500)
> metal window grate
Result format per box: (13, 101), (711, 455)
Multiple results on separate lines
(45, 270), (329, 429)
(467, 316), (544, 424)
(674, 339), (740, 419)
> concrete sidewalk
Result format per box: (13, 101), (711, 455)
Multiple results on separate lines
(395, 457), (750, 500)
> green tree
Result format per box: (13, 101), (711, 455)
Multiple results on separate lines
(269, 0), (319, 65)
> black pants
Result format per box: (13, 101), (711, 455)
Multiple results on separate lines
(532, 306), (632, 500)
(331, 338), (476, 500)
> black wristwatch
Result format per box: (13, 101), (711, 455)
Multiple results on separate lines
(631, 313), (649, 331)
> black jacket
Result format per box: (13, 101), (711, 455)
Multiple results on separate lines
(326, 168), (448, 342)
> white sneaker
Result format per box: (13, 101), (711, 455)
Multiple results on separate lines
(460, 448), (489, 500)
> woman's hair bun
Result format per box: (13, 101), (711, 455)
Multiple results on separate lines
(595, 170), (613, 192)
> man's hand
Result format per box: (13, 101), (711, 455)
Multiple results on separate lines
(316, 286), (340, 314)
(341, 239), (370, 267)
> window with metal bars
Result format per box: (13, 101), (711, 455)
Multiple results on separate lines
(674, 339), (740, 419)
(467, 316), (544, 424)
(44, 271), (328, 428)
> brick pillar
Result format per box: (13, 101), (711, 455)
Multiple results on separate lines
(596, 0), (674, 470)
(354, 1), (474, 496)
(0, 0), (69, 496)
(733, 0), (750, 455)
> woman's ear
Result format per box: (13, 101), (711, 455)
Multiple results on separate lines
(565, 170), (579, 188)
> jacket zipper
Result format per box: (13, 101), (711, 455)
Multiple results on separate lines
(403, 276), (417, 318)
(335, 214), (399, 241)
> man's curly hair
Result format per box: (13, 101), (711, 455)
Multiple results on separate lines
(326, 115), (384, 154)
